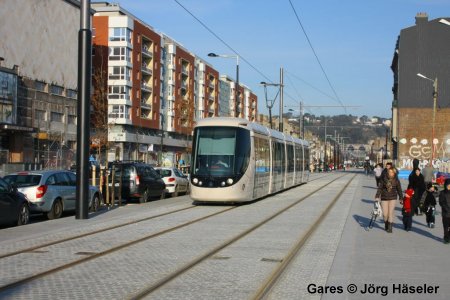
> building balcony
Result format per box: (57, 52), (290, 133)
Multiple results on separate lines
(209, 81), (215, 89)
(142, 46), (153, 58)
(140, 100), (152, 109)
(141, 64), (153, 75)
(141, 83), (153, 93)
(181, 66), (189, 76)
(208, 95), (215, 102)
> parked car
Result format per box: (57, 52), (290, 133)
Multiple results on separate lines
(4, 170), (101, 219)
(154, 167), (189, 197)
(109, 162), (166, 203)
(0, 177), (30, 226)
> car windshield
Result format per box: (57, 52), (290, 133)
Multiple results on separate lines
(156, 169), (172, 177)
(4, 174), (42, 187)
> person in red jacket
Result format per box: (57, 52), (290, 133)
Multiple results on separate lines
(401, 188), (414, 231)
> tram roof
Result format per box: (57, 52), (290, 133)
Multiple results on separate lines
(194, 117), (309, 147)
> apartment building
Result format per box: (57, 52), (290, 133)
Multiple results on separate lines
(92, 2), (258, 166)
(218, 75), (232, 117)
(0, 0), (81, 172)
(93, 2), (164, 163)
(195, 58), (219, 119)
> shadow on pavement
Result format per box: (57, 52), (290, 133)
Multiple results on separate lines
(353, 214), (384, 230)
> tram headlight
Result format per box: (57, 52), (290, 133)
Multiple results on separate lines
(226, 178), (234, 185)
(221, 181), (226, 187)
(198, 181), (203, 186)
(192, 178), (199, 184)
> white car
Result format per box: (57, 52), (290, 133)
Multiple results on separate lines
(154, 167), (189, 197)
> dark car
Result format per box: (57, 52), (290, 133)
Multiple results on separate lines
(109, 162), (166, 203)
(0, 177), (30, 226)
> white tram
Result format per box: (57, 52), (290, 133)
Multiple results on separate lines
(190, 118), (310, 203)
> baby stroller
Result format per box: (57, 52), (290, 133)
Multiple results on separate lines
(367, 201), (383, 230)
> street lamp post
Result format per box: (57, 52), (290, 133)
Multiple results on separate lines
(417, 73), (438, 161)
(260, 82), (282, 129)
(208, 53), (239, 117)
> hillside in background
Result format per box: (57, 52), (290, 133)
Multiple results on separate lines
(291, 114), (390, 144)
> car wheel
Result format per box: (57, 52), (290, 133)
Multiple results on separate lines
(90, 194), (100, 212)
(47, 199), (63, 220)
(139, 189), (149, 204)
(17, 203), (30, 226)
(160, 190), (166, 200)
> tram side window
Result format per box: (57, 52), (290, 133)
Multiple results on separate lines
(255, 137), (270, 174)
(287, 144), (294, 173)
(296, 145), (302, 172)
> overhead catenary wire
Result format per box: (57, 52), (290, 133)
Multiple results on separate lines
(173, 0), (347, 117)
(173, 0), (273, 83)
(287, 0), (346, 112)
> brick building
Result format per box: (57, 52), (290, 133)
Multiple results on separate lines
(391, 13), (450, 171)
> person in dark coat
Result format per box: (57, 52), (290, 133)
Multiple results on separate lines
(438, 179), (450, 244)
(408, 168), (426, 215)
(376, 167), (403, 233)
(423, 183), (437, 228)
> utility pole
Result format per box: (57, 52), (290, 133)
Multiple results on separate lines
(279, 67), (284, 132)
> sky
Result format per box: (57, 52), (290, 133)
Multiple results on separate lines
(113, 0), (450, 118)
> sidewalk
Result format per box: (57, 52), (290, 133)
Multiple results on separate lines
(324, 173), (449, 299)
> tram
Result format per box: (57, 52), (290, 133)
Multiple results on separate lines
(189, 117), (310, 203)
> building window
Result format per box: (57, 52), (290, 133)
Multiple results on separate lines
(34, 81), (46, 92)
(0, 103), (13, 124)
(50, 112), (63, 122)
(67, 89), (77, 99)
(109, 27), (132, 43)
(108, 66), (131, 81)
(109, 105), (129, 119)
(50, 85), (64, 96)
(68, 115), (76, 125)
(35, 109), (47, 121)
(108, 85), (130, 100)
(108, 47), (131, 62)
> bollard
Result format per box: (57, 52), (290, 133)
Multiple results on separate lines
(111, 168), (115, 208)
(118, 165), (122, 207)
(105, 170), (110, 206)
(92, 165), (96, 187)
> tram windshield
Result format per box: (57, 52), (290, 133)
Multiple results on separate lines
(192, 127), (250, 177)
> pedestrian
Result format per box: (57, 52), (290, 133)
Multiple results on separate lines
(374, 163), (383, 187)
(408, 168), (426, 216)
(438, 179), (450, 244)
(380, 162), (393, 179)
(422, 163), (435, 186)
(375, 167), (403, 233)
(401, 187), (414, 231)
(423, 183), (437, 228)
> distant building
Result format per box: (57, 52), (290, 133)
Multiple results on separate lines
(0, 0), (81, 170)
(391, 13), (450, 170)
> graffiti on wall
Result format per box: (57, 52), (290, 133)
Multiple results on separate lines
(399, 135), (450, 169)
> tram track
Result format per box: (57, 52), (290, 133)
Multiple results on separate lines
(0, 172), (332, 260)
(253, 174), (356, 300)
(126, 173), (352, 299)
(0, 172), (342, 296)
(0, 205), (197, 259)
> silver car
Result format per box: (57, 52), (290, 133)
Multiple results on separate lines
(154, 167), (189, 197)
(4, 170), (102, 219)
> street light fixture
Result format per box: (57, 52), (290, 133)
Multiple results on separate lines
(416, 73), (438, 161)
(260, 81), (282, 129)
(208, 53), (239, 117)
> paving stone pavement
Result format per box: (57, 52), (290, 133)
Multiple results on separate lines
(3, 171), (446, 299)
